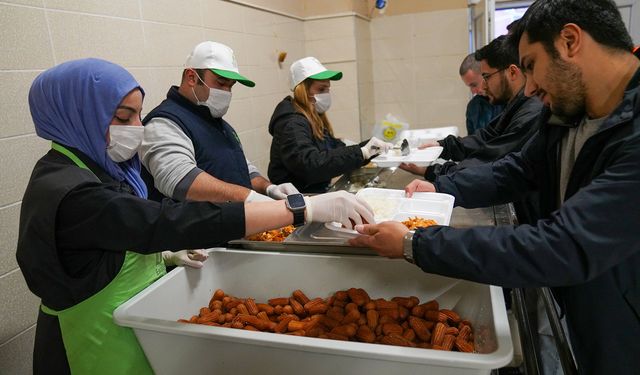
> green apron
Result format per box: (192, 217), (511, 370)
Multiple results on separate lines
(41, 142), (166, 374)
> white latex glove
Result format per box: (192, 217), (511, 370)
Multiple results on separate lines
(265, 183), (299, 200)
(361, 137), (394, 159)
(305, 191), (375, 229)
(162, 249), (209, 269)
(245, 190), (274, 202)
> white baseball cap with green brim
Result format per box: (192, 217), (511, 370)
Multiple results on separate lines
(185, 41), (255, 87)
(290, 56), (342, 90)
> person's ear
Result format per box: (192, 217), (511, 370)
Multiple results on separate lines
(558, 23), (582, 58)
(508, 64), (519, 80)
(185, 69), (198, 87)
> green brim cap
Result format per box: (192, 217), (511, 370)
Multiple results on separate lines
(211, 68), (255, 87)
(309, 70), (342, 81)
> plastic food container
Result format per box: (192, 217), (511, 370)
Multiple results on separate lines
(399, 126), (459, 147)
(114, 249), (513, 375)
(356, 188), (455, 224)
(325, 188), (455, 237)
(373, 146), (443, 167)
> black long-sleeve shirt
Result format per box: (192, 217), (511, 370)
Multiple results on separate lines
(17, 148), (245, 311)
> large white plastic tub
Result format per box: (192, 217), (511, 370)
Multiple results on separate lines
(114, 249), (512, 375)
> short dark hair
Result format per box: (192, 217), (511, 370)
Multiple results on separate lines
(475, 35), (520, 70)
(459, 53), (480, 76)
(181, 68), (208, 85)
(510, 0), (633, 57)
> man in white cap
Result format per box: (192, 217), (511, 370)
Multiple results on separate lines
(140, 41), (298, 203)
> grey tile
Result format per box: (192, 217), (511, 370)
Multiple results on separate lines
(0, 71), (42, 139)
(0, 4), (54, 70)
(0, 204), (21, 276)
(0, 270), (39, 344)
(0, 136), (50, 207)
(0, 325), (35, 375)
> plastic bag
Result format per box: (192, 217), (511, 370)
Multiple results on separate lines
(371, 114), (409, 144)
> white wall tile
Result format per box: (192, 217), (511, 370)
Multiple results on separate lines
(305, 37), (356, 62)
(4, 0), (42, 6)
(47, 10), (146, 67)
(0, 204), (20, 276)
(0, 326), (35, 374)
(0, 270), (39, 344)
(202, 0), (245, 33)
(0, 5), (54, 70)
(242, 5), (275, 36)
(141, 22), (204, 67)
(304, 17), (354, 41)
(0, 136), (50, 207)
(44, 0), (140, 18)
(140, 0), (202, 27)
(0, 71), (42, 139)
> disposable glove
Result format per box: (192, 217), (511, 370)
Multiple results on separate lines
(162, 249), (209, 269)
(265, 183), (299, 200)
(305, 191), (375, 229)
(245, 190), (274, 202)
(361, 137), (394, 159)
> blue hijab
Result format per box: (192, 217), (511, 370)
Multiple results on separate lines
(29, 58), (148, 198)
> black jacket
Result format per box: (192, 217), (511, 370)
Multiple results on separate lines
(427, 90), (543, 180)
(268, 97), (366, 193)
(17, 147), (245, 373)
(413, 69), (640, 374)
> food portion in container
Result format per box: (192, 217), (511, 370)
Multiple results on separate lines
(179, 287), (476, 353)
(401, 217), (438, 230)
(245, 225), (295, 242)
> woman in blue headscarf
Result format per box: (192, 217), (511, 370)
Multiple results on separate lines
(17, 58), (375, 374)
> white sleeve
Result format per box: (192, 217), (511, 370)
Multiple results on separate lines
(139, 117), (198, 198)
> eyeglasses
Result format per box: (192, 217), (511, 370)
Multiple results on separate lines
(481, 67), (507, 82)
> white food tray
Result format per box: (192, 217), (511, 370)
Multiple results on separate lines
(114, 249), (512, 375)
(400, 126), (459, 147)
(325, 188), (454, 237)
(373, 146), (443, 167)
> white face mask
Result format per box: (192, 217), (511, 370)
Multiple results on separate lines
(107, 125), (144, 162)
(313, 93), (331, 114)
(193, 72), (232, 118)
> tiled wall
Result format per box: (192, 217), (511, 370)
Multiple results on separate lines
(370, 8), (470, 136)
(0, 0), (469, 372)
(0, 0), (308, 371)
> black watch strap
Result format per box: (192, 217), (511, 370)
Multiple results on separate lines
(292, 210), (305, 227)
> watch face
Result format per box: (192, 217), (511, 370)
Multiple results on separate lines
(286, 193), (305, 209)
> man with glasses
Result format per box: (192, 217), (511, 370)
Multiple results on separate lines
(401, 35), (542, 191)
(459, 53), (504, 135)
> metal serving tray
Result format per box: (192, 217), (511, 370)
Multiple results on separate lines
(227, 222), (376, 255)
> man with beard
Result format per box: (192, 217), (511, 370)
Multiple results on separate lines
(352, 0), (640, 373)
(400, 35), (542, 187)
(459, 53), (504, 135)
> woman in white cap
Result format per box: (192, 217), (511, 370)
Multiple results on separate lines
(267, 57), (392, 193)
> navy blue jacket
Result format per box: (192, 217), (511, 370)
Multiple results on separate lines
(142, 86), (251, 201)
(465, 94), (503, 135)
(413, 70), (640, 373)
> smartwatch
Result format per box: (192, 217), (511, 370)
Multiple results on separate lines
(285, 193), (306, 227)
